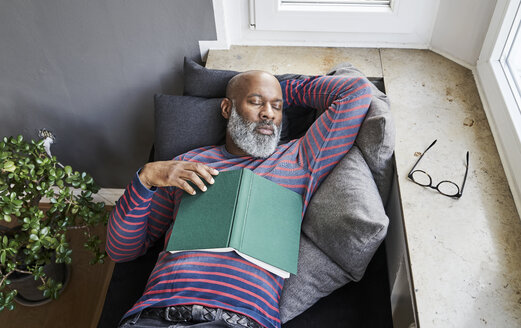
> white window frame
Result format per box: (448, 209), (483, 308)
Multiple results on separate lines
(476, 0), (521, 218)
(199, 0), (439, 57)
(252, 0), (437, 46)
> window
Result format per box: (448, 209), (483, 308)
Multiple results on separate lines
(476, 0), (521, 216)
(252, 0), (433, 41)
(280, 0), (391, 6)
(503, 4), (521, 114)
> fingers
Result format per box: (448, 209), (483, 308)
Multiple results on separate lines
(178, 179), (197, 196)
(139, 160), (219, 195)
(190, 163), (219, 185)
(179, 171), (207, 195)
(178, 163), (219, 195)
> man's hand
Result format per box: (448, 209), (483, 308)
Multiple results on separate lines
(139, 160), (219, 195)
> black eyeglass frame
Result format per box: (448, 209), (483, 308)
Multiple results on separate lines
(407, 140), (469, 198)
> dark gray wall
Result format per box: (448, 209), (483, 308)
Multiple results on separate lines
(0, 0), (216, 187)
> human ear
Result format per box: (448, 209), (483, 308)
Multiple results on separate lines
(221, 98), (232, 119)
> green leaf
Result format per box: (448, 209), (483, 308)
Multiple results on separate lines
(40, 227), (49, 236)
(64, 166), (72, 175)
(3, 161), (16, 172)
(29, 234), (39, 241)
(1, 251), (6, 265)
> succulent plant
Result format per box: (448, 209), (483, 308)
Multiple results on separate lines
(0, 135), (108, 311)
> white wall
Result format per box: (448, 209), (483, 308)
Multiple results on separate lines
(430, 0), (497, 68)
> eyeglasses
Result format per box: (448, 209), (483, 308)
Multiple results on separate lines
(408, 140), (469, 198)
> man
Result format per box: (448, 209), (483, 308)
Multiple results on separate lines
(107, 70), (372, 328)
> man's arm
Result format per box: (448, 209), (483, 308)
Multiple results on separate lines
(106, 160), (218, 262)
(281, 76), (372, 187)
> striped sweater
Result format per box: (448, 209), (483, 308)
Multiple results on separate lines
(107, 75), (372, 328)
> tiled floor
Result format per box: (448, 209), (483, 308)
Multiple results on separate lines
(207, 46), (521, 328)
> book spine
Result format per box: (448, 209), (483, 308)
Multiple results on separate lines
(229, 170), (253, 250)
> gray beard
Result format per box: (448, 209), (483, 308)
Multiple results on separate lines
(227, 105), (281, 158)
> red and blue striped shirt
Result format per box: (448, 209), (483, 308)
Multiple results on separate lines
(107, 75), (372, 328)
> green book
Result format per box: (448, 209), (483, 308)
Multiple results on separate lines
(166, 168), (303, 278)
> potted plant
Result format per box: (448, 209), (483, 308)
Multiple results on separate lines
(0, 133), (109, 311)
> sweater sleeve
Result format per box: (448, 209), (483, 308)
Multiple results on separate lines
(281, 76), (372, 190)
(106, 171), (176, 262)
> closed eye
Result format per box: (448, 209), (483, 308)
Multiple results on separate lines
(272, 102), (283, 110)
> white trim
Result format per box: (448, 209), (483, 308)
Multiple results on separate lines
(219, 38), (429, 49)
(476, 0), (521, 219)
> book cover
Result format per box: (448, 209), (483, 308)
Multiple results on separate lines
(166, 168), (303, 278)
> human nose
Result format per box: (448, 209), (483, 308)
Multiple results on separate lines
(259, 103), (275, 121)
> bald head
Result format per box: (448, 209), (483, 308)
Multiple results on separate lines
(220, 70), (284, 157)
(225, 70), (281, 101)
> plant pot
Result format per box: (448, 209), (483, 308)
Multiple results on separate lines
(9, 261), (71, 306)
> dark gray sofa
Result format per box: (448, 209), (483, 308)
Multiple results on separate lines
(97, 59), (395, 328)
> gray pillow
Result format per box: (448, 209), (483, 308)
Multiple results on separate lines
(280, 145), (389, 322)
(154, 94), (226, 161)
(279, 233), (352, 323)
(183, 58), (238, 98)
(328, 63), (395, 204)
(183, 57), (306, 98)
(302, 145), (389, 279)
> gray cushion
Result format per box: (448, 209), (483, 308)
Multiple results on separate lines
(154, 94), (226, 161)
(279, 145), (389, 322)
(183, 57), (306, 98)
(302, 145), (388, 280)
(328, 63), (395, 204)
(183, 58), (238, 98)
(279, 233), (351, 323)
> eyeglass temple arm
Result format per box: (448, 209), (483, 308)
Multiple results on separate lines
(459, 151), (470, 195)
(408, 139), (438, 176)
